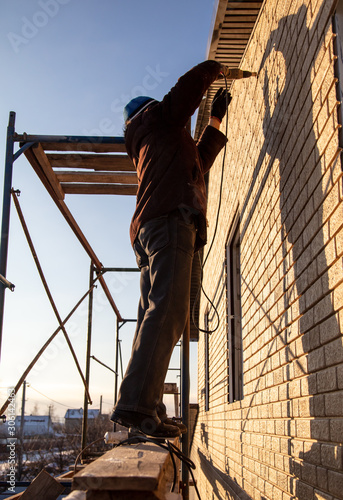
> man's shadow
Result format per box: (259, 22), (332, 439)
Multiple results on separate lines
(248, 3), (342, 497)
(196, 4), (341, 497)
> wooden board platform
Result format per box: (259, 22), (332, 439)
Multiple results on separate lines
(71, 438), (180, 500)
(22, 139), (137, 197)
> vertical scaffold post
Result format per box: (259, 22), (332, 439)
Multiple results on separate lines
(18, 380), (26, 481)
(0, 111), (15, 362)
(114, 317), (120, 405)
(182, 116), (191, 499)
(81, 262), (94, 455)
(181, 312), (190, 499)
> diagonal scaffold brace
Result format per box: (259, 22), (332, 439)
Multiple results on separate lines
(0, 277), (98, 416)
(11, 189), (92, 405)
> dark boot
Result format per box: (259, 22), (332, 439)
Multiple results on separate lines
(163, 417), (187, 434)
(110, 409), (181, 438)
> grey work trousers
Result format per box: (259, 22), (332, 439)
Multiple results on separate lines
(115, 210), (196, 417)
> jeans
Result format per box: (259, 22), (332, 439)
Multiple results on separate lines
(115, 210), (196, 416)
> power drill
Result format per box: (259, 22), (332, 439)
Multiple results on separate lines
(221, 65), (257, 79)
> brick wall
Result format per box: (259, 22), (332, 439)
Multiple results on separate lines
(192, 1), (343, 499)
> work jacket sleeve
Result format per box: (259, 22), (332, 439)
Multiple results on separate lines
(160, 60), (222, 128)
(197, 124), (228, 174)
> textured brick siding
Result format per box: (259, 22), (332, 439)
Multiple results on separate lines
(192, 1), (343, 499)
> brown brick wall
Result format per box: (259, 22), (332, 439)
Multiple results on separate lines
(192, 1), (343, 499)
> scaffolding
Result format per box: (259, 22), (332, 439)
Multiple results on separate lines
(0, 111), (197, 497)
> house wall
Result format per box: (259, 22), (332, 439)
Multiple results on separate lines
(192, 1), (343, 499)
(15, 416), (52, 436)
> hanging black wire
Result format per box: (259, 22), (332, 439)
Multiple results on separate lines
(192, 73), (229, 335)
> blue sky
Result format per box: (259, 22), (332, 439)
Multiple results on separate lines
(0, 0), (215, 418)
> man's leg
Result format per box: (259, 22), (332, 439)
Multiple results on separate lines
(112, 213), (195, 425)
(130, 241), (150, 351)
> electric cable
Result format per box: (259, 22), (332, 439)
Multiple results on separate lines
(166, 439), (177, 492)
(28, 385), (71, 408)
(192, 73), (229, 335)
(74, 437), (104, 475)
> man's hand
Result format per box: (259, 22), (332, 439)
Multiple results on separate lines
(210, 88), (232, 123)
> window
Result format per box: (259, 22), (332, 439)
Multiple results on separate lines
(226, 220), (243, 403)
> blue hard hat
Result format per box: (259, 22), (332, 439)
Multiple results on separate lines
(123, 96), (157, 122)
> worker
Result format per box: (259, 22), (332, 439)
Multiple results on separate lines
(111, 60), (231, 438)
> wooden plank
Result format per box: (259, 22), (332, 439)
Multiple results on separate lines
(56, 470), (75, 479)
(24, 147), (60, 202)
(218, 47), (251, 54)
(216, 55), (245, 61)
(222, 15), (257, 22)
(227, 2), (262, 7)
(20, 470), (65, 500)
(163, 383), (178, 394)
(215, 56), (242, 61)
(61, 184), (137, 195)
(32, 143), (65, 200)
(217, 41), (248, 46)
(56, 171), (138, 185)
(226, 9), (261, 15)
(216, 46), (245, 52)
(41, 142), (126, 153)
(220, 29), (252, 36)
(221, 26), (255, 31)
(85, 491), (166, 499)
(85, 491), (182, 499)
(18, 135), (126, 151)
(73, 441), (172, 492)
(55, 466), (85, 483)
(63, 492), (86, 500)
(47, 153), (135, 171)
(219, 33), (251, 39)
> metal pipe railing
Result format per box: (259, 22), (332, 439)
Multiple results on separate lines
(0, 111), (15, 362)
(181, 313), (190, 499)
(81, 263), (95, 455)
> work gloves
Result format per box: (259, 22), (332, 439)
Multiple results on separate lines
(210, 88), (232, 122)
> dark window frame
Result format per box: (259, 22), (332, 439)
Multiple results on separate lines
(226, 216), (243, 403)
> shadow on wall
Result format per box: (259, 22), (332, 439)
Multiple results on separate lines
(259, 3), (342, 498)
(197, 448), (253, 500)
(197, 2), (342, 499)
(200, 422), (208, 448)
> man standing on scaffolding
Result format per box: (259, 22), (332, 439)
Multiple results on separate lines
(111, 60), (230, 438)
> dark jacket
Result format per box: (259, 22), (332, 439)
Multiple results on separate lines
(125, 60), (228, 251)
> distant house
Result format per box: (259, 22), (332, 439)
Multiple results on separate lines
(15, 415), (53, 436)
(64, 408), (100, 433)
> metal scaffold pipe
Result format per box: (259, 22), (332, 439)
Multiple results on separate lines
(81, 262), (95, 455)
(181, 313), (190, 500)
(0, 111), (16, 362)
